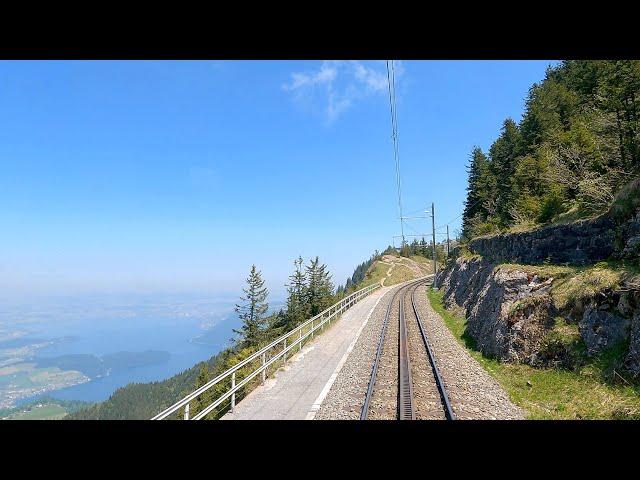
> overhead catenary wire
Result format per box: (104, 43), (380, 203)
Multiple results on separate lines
(387, 60), (404, 245)
(435, 196), (484, 232)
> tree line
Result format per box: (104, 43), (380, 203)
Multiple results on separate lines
(462, 60), (640, 240)
(191, 256), (336, 417)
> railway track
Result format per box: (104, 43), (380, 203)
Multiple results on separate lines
(360, 278), (455, 420)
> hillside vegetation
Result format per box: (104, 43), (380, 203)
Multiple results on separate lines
(435, 60), (640, 419)
(462, 60), (640, 240)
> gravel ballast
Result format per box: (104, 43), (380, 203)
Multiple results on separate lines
(315, 284), (404, 420)
(407, 284), (523, 419)
(315, 282), (524, 420)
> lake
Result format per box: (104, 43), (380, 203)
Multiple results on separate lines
(2, 293), (276, 406)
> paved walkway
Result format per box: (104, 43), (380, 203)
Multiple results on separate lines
(222, 285), (391, 420)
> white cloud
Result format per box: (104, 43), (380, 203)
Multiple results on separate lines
(283, 60), (401, 123)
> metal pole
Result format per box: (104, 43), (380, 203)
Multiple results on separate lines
(431, 202), (437, 283)
(283, 338), (287, 362)
(261, 352), (266, 384)
(299, 329), (302, 351)
(231, 372), (236, 411)
(184, 403), (189, 420)
(446, 225), (450, 259)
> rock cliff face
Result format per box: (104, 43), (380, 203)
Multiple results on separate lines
(436, 257), (556, 364)
(435, 256), (640, 373)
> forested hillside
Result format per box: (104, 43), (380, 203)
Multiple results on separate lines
(462, 60), (640, 240)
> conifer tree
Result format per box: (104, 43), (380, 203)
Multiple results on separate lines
(285, 256), (308, 327)
(305, 256), (334, 316)
(233, 265), (269, 349)
(462, 147), (491, 239)
(192, 364), (212, 418)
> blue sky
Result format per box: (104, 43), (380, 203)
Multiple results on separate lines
(0, 60), (557, 301)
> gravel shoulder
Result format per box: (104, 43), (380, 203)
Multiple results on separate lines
(412, 284), (524, 420)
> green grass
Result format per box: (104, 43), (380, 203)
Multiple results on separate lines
(457, 245), (482, 261)
(8, 404), (68, 420)
(610, 177), (640, 223)
(385, 264), (417, 285)
(499, 261), (639, 312)
(409, 255), (432, 266)
(358, 261), (391, 288)
(427, 288), (640, 419)
(358, 256), (431, 288)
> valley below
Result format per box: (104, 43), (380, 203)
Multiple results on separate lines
(0, 293), (244, 412)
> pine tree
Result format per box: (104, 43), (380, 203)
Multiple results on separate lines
(305, 256), (334, 316)
(285, 256), (308, 328)
(233, 265), (269, 349)
(192, 365), (212, 418)
(462, 147), (491, 239)
(489, 118), (522, 227)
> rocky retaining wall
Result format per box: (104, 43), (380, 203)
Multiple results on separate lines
(468, 197), (640, 266)
(435, 256), (640, 374)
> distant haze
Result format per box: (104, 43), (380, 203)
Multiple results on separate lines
(0, 60), (556, 300)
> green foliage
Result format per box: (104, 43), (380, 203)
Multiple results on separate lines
(305, 256), (334, 316)
(192, 365), (213, 417)
(462, 60), (640, 240)
(284, 256), (309, 328)
(537, 185), (567, 223)
(233, 265), (269, 349)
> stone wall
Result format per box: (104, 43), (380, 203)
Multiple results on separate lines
(468, 206), (640, 266)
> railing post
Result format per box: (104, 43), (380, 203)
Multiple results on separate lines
(283, 338), (287, 363)
(184, 403), (189, 420)
(311, 319), (314, 338)
(299, 329), (302, 351)
(261, 352), (266, 384)
(231, 372), (236, 411)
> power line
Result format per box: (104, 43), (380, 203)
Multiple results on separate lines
(387, 60), (404, 244)
(435, 197), (484, 232)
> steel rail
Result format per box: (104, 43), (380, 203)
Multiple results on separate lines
(410, 282), (456, 420)
(398, 286), (415, 420)
(360, 277), (428, 420)
(153, 281), (380, 420)
(359, 285), (401, 420)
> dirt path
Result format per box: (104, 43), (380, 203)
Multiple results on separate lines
(378, 255), (429, 286)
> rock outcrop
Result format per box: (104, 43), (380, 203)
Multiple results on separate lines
(436, 256), (640, 372)
(626, 313), (640, 373)
(578, 307), (631, 356)
(437, 257), (556, 364)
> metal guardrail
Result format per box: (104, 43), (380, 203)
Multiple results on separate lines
(152, 281), (382, 420)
